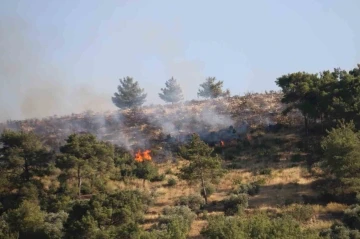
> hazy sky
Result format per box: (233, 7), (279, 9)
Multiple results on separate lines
(0, 0), (359, 120)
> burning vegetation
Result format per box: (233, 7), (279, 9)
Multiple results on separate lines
(134, 149), (152, 162)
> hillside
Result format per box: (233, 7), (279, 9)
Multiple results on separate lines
(0, 92), (297, 150)
(1, 92), (347, 238)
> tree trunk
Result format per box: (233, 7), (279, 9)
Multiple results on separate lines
(77, 166), (82, 197)
(304, 116), (309, 135)
(24, 157), (30, 182)
(201, 173), (208, 205)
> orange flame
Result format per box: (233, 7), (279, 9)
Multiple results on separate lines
(220, 141), (225, 147)
(135, 150), (152, 162)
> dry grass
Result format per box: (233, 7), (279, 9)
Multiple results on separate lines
(312, 202), (348, 214)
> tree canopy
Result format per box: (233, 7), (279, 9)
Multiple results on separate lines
(276, 65), (360, 131)
(112, 77), (147, 109)
(56, 133), (115, 197)
(321, 121), (360, 194)
(179, 134), (225, 204)
(197, 77), (230, 99)
(0, 130), (54, 190)
(159, 77), (184, 104)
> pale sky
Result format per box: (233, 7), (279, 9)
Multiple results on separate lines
(0, 0), (359, 120)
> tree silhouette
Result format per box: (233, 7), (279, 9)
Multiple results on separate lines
(112, 77), (147, 109)
(159, 77), (184, 104)
(197, 77), (230, 99)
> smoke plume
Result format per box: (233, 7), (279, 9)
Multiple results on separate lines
(0, 17), (113, 122)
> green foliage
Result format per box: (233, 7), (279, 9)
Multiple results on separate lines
(320, 222), (360, 239)
(64, 190), (150, 239)
(176, 194), (204, 212)
(157, 206), (196, 239)
(134, 161), (161, 184)
(259, 167), (272, 175)
(200, 184), (216, 197)
(0, 130), (54, 190)
(40, 211), (68, 239)
(167, 177), (177, 187)
(291, 153), (304, 162)
(276, 65), (360, 131)
(223, 194), (249, 216)
(286, 204), (315, 223)
(197, 77), (230, 99)
(159, 77), (184, 103)
(343, 204), (360, 230)
(201, 213), (321, 239)
(112, 76), (147, 109)
(150, 173), (166, 182)
(237, 182), (261, 196)
(0, 215), (19, 239)
(5, 200), (46, 238)
(56, 133), (115, 196)
(179, 134), (225, 204)
(321, 121), (360, 194)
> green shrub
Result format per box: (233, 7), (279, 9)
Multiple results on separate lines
(224, 194), (248, 216)
(259, 167), (272, 175)
(157, 206), (196, 239)
(150, 174), (166, 182)
(80, 183), (92, 195)
(238, 182), (260, 196)
(200, 184), (216, 198)
(165, 168), (173, 175)
(286, 204), (315, 223)
(223, 148), (240, 160)
(320, 222), (360, 239)
(167, 178), (177, 187)
(291, 154), (303, 163)
(343, 204), (360, 230)
(232, 176), (243, 186)
(176, 194), (204, 212)
(201, 213), (320, 239)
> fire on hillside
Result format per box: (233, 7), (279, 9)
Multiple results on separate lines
(134, 149), (152, 162)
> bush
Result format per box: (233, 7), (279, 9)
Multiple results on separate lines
(150, 174), (166, 182)
(237, 182), (260, 196)
(343, 204), (360, 230)
(201, 213), (320, 239)
(223, 148), (240, 160)
(224, 194), (248, 216)
(165, 168), (173, 175)
(176, 194), (204, 212)
(167, 178), (177, 187)
(200, 184), (216, 198)
(286, 204), (315, 223)
(259, 167), (272, 175)
(291, 154), (303, 163)
(158, 206), (196, 239)
(320, 222), (360, 239)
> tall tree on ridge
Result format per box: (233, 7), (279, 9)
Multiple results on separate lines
(112, 77), (147, 109)
(159, 77), (184, 104)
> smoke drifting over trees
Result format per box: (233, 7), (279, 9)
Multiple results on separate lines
(0, 11), (209, 122)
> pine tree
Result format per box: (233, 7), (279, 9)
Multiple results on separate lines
(179, 134), (225, 204)
(56, 133), (115, 197)
(197, 77), (230, 99)
(159, 77), (184, 104)
(0, 130), (54, 189)
(112, 77), (147, 109)
(321, 120), (360, 194)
